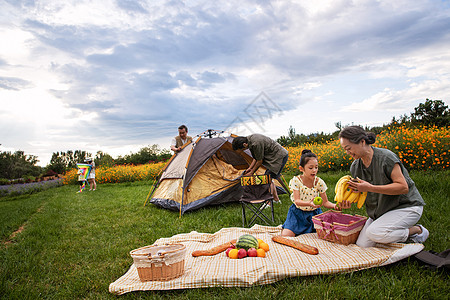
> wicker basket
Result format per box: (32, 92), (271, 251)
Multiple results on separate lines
(312, 210), (367, 245)
(130, 243), (186, 282)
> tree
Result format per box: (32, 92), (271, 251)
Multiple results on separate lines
(95, 151), (115, 167)
(115, 145), (171, 165)
(46, 150), (92, 173)
(0, 151), (41, 179)
(411, 99), (449, 127)
(47, 152), (67, 174)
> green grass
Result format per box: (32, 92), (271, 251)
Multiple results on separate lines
(1, 171), (449, 299)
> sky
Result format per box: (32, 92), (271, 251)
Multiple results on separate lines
(1, 0), (449, 167)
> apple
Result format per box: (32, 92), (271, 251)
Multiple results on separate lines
(225, 247), (234, 257)
(313, 196), (323, 205)
(247, 248), (257, 257)
(238, 248), (247, 259)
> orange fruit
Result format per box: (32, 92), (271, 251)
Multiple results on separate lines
(257, 239), (264, 247)
(256, 248), (266, 258)
(259, 242), (269, 252)
(228, 248), (239, 259)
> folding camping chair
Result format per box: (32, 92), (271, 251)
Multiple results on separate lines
(239, 174), (275, 227)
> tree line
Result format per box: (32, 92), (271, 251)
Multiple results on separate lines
(1, 99), (448, 180)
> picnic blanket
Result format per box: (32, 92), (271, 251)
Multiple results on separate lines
(109, 225), (424, 295)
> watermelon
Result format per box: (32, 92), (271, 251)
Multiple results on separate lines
(236, 234), (259, 250)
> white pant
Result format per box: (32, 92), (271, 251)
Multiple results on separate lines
(356, 206), (423, 248)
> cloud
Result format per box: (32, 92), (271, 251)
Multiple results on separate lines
(0, 76), (34, 90)
(116, 0), (148, 14)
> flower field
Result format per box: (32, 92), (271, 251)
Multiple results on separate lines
(0, 178), (63, 197)
(62, 162), (166, 185)
(62, 125), (449, 185)
(285, 125), (449, 173)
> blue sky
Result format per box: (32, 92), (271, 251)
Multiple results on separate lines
(1, 0), (449, 166)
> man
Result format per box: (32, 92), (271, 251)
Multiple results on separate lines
(232, 133), (289, 202)
(170, 125), (193, 152)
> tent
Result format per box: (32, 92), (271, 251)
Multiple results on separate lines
(147, 130), (287, 214)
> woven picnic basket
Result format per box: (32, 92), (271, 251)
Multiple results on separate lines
(130, 243), (186, 282)
(312, 210), (367, 245)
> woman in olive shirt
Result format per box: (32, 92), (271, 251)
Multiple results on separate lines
(339, 126), (428, 247)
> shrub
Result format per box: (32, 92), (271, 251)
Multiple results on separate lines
(0, 178), (10, 185)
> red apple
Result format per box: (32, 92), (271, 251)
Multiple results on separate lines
(225, 247), (234, 257)
(247, 248), (257, 257)
(238, 248), (247, 259)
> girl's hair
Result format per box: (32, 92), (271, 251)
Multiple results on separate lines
(338, 125), (376, 145)
(299, 149), (317, 167)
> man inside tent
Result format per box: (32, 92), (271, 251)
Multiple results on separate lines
(170, 125), (193, 152)
(232, 133), (289, 202)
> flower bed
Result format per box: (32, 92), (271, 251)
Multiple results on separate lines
(0, 178), (63, 197)
(62, 162), (166, 185)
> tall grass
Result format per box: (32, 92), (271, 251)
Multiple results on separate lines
(1, 171), (448, 299)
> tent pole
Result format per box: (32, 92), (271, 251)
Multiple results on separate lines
(277, 174), (291, 195)
(143, 168), (164, 206)
(179, 188), (184, 218)
(144, 183), (158, 206)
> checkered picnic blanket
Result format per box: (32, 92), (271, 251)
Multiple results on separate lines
(109, 225), (423, 295)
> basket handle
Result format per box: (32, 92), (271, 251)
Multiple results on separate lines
(322, 222), (340, 242)
(146, 247), (167, 260)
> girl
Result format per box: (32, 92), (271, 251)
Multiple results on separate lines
(339, 125), (428, 247)
(281, 150), (345, 237)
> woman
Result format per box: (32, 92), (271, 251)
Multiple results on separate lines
(85, 157), (97, 191)
(339, 126), (428, 247)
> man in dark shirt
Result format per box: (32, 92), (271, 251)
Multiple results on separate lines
(232, 133), (289, 202)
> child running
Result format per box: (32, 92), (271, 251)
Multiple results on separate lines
(281, 149), (342, 236)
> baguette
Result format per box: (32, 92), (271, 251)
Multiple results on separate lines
(272, 235), (319, 255)
(191, 239), (237, 257)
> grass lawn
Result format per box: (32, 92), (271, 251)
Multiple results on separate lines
(1, 171), (449, 299)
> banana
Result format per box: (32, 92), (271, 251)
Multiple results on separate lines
(335, 175), (351, 193)
(357, 192), (367, 208)
(334, 184), (343, 203)
(346, 190), (360, 203)
(342, 182), (352, 200)
(338, 180), (350, 201)
(334, 175), (367, 208)
(334, 194), (339, 203)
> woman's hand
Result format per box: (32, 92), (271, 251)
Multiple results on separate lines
(347, 177), (371, 193)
